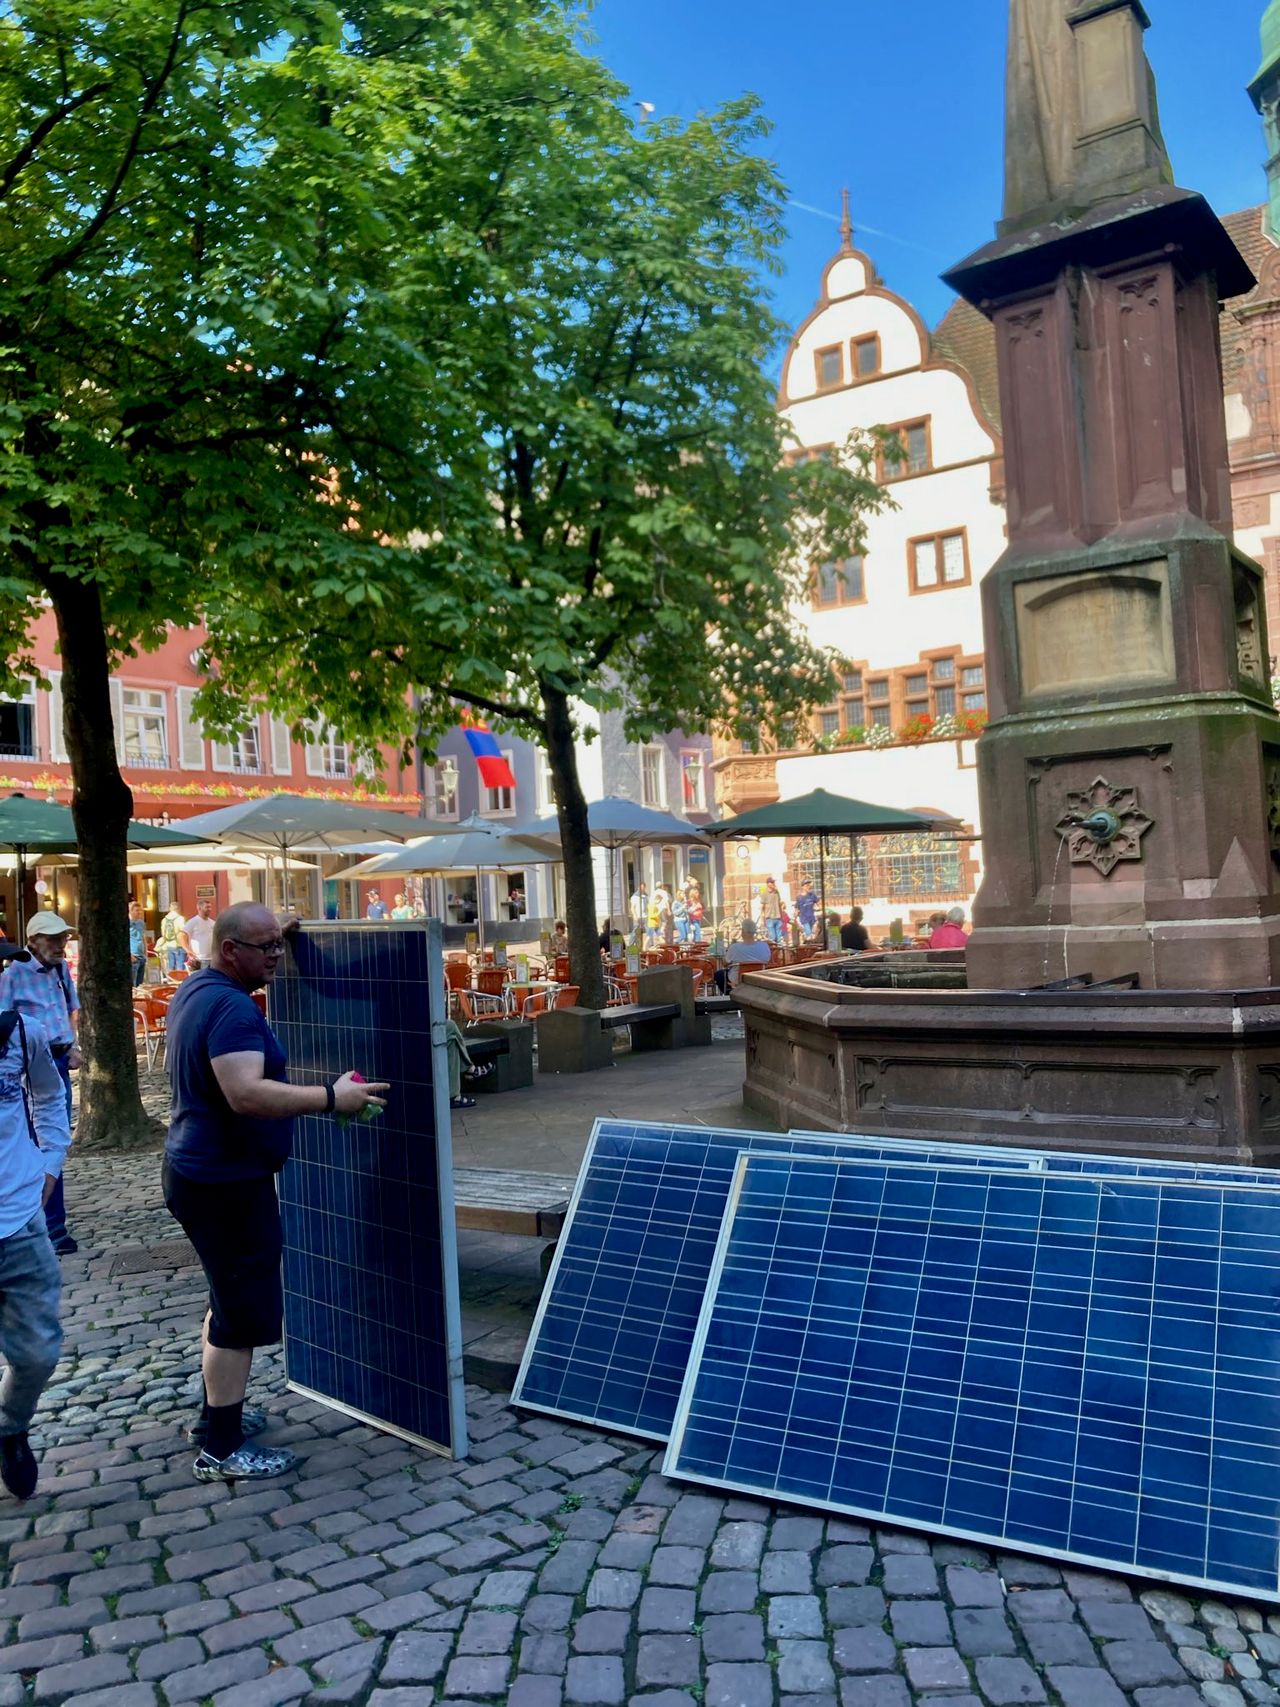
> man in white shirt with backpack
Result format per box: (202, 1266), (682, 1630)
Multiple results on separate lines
(0, 940), (72, 1500)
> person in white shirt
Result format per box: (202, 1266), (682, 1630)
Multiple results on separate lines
(181, 898), (216, 969)
(0, 945), (73, 1500)
(718, 918), (774, 992)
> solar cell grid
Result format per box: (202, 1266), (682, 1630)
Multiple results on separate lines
(513, 1118), (1280, 1446)
(270, 922), (467, 1457)
(665, 1152), (1280, 1600)
(510, 1120), (1042, 1439)
(788, 1127), (1280, 1186)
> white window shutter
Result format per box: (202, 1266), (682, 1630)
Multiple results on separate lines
(210, 741), (233, 772)
(304, 740), (324, 778)
(176, 688), (204, 770)
(270, 718), (293, 776)
(46, 671), (67, 762)
(109, 678), (125, 762)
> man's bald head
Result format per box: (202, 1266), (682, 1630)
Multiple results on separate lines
(213, 902), (278, 954)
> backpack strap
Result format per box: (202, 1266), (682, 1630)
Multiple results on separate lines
(0, 1009), (38, 1148)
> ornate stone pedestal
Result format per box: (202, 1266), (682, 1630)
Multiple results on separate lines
(945, 188), (1270, 993)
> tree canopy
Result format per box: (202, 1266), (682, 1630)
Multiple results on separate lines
(0, 0), (890, 1054)
(204, 50), (891, 1002)
(0, 0), (592, 1137)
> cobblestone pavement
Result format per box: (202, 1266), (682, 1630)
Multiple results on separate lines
(5, 1150), (1280, 1706)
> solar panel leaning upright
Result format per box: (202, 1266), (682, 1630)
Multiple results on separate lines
(665, 1151), (1280, 1601)
(270, 921), (467, 1458)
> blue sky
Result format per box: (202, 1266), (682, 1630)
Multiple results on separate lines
(585, 0), (1267, 335)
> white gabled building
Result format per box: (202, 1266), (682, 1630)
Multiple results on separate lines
(712, 200), (1004, 934)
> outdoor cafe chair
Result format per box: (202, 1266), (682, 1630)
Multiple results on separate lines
(132, 994), (166, 1070)
(521, 984), (579, 1019)
(456, 986), (508, 1027)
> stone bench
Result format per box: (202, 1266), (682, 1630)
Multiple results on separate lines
(461, 1019), (535, 1092)
(536, 966), (711, 1074)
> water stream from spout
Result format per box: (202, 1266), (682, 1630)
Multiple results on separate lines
(1043, 832), (1068, 986)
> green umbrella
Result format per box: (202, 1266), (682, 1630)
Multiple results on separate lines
(705, 789), (960, 944)
(0, 792), (207, 935)
(705, 789), (957, 839)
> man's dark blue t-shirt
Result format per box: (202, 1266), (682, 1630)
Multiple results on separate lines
(165, 968), (292, 1181)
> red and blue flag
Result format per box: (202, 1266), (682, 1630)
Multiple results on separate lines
(461, 719), (516, 790)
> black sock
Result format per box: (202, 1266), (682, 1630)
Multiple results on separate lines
(200, 1378), (209, 1422)
(204, 1402), (245, 1461)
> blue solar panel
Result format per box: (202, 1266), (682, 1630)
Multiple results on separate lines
(665, 1152), (1280, 1601)
(270, 922), (466, 1458)
(511, 1120), (1041, 1440)
(789, 1129), (1279, 1186)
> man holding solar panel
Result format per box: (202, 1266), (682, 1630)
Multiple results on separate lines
(163, 902), (387, 1483)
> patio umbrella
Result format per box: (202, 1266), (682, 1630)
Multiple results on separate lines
(705, 789), (961, 944)
(514, 796), (712, 924)
(175, 793), (431, 916)
(0, 793), (207, 935)
(331, 815), (558, 949)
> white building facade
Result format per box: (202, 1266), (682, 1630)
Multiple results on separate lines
(713, 214), (1002, 935)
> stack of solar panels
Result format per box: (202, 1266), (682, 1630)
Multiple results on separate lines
(512, 1120), (1280, 1600)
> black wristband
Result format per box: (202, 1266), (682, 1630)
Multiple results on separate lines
(323, 1081), (337, 1114)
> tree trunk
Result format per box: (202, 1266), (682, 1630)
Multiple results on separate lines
(544, 684), (605, 1010)
(49, 573), (158, 1149)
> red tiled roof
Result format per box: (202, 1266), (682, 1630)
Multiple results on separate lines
(1220, 204), (1273, 390)
(931, 298), (1002, 434)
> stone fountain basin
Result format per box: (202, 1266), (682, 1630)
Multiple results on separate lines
(737, 960), (1280, 1165)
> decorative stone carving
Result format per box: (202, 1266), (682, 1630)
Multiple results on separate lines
(1265, 756), (1280, 867)
(1054, 776), (1153, 874)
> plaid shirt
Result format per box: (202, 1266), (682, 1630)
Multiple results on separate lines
(3, 954), (79, 1047)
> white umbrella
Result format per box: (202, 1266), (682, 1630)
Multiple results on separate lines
(175, 794), (440, 915)
(514, 796), (712, 930)
(331, 816), (558, 948)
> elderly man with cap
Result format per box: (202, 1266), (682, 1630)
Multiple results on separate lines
(0, 935), (72, 1498)
(3, 912), (80, 1256)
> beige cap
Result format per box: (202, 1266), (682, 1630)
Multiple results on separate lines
(26, 911), (74, 938)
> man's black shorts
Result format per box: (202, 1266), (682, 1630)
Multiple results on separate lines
(162, 1159), (283, 1348)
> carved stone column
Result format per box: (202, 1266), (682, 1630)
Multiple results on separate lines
(947, 188), (1275, 990)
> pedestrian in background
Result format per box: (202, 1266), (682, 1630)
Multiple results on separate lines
(685, 881), (705, 944)
(5, 913), (80, 1256)
(365, 890), (389, 921)
(929, 907), (969, 949)
(672, 888), (689, 943)
(840, 907), (870, 952)
(163, 903), (387, 1483)
(629, 882), (647, 944)
(757, 877), (785, 946)
(0, 952), (72, 1499)
(128, 900), (148, 987)
(181, 897), (215, 968)
(159, 900), (186, 973)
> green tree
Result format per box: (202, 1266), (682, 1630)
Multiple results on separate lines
(0, 0), (557, 1142)
(208, 84), (891, 1007)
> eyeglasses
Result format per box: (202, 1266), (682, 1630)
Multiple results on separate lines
(228, 937), (287, 957)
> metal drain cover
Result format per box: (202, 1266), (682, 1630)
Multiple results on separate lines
(110, 1239), (198, 1276)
